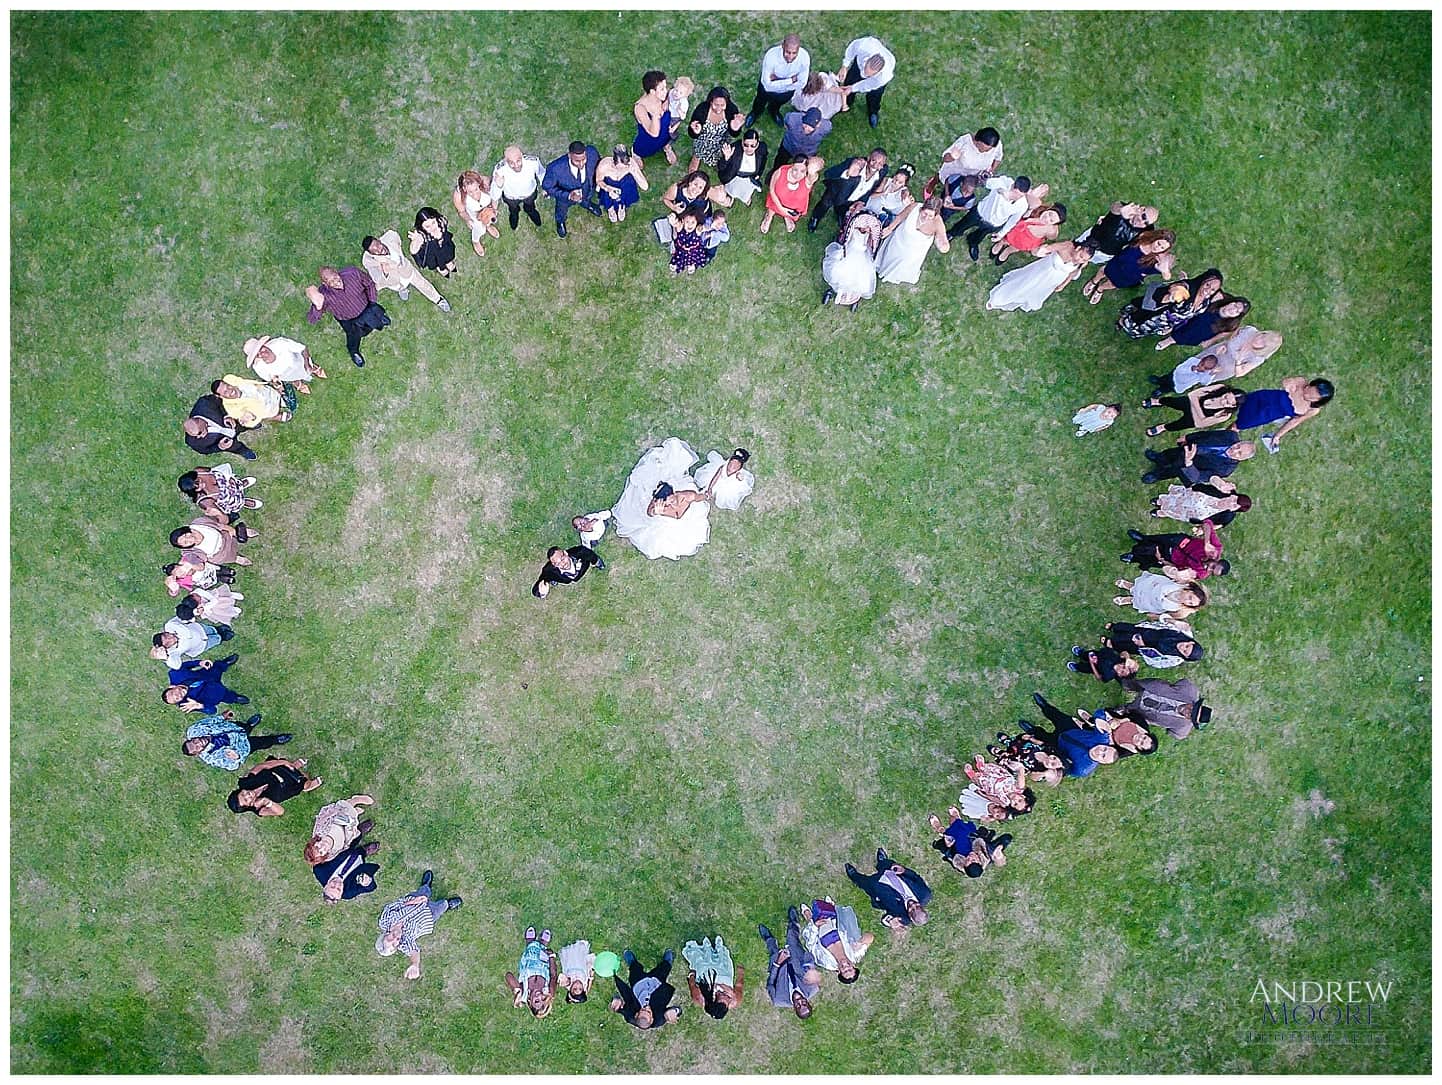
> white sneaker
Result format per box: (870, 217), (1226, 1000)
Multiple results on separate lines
(437, 298), (451, 313)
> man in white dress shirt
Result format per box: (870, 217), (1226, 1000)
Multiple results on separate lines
(362, 231), (450, 312)
(692, 448), (754, 511)
(745, 34), (809, 128)
(491, 144), (545, 231)
(572, 509), (611, 549)
(936, 126), (1004, 186)
(945, 174), (1032, 260)
(837, 36), (896, 128)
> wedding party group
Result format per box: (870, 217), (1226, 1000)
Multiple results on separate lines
(148, 25), (1334, 1023)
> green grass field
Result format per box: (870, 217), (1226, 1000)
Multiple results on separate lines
(10, 10), (1431, 1074)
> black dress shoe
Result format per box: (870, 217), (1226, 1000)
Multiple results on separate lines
(806, 218), (818, 233)
(1141, 472), (1159, 484)
(240, 450), (258, 461)
(585, 202), (602, 217)
(274, 733), (293, 744)
(447, 897), (463, 909)
(218, 653), (240, 667)
(868, 111), (880, 128)
(821, 288), (835, 306)
(849, 301), (860, 313)
(968, 242), (980, 261)
(421, 869), (434, 888)
(350, 352), (365, 368)
(245, 713), (262, 727)
(556, 222), (567, 239)
(1128, 529), (1144, 541)
(1031, 691), (1046, 708)
(232, 694), (251, 705)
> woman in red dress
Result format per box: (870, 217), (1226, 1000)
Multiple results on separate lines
(761, 155), (824, 234)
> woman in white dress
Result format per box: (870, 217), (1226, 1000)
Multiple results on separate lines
(985, 238), (1093, 313)
(557, 939), (596, 1004)
(864, 164), (914, 227)
(451, 170), (500, 257)
(692, 447), (754, 510)
(612, 437), (712, 560)
(1113, 572), (1207, 620)
(876, 197), (950, 285)
(821, 206), (883, 311)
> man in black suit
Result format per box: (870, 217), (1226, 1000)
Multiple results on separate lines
(807, 148), (888, 231)
(183, 393), (258, 459)
(531, 544), (604, 599)
(541, 140), (602, 238)
(609, 948), (681, 1030)
(845, 846), (932, 929)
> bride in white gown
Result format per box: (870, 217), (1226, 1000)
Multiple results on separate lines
(985, 238), (1093, 313)
(612, 437), (713, 560)
(876, 197), (950, 285)
(821, 207), (882, 309)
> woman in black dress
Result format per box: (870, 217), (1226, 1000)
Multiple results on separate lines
(408, 207), (457, 278)
(226, 757), (322, 817)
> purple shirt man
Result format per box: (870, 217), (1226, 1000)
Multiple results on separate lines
(305, 265), (386, 367)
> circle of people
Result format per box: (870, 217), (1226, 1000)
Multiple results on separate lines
(155, 29), (1336, 1025)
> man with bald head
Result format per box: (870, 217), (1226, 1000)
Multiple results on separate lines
(745, 33), (810, 128)
(838, 35), (896, 129)
(304, 264), (388, 368)
(491, 144), (545, 231)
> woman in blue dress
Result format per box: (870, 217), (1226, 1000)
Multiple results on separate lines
(596, 145), (649, 223)
(634, 70), (677, 164)
(1082, 229), (1176, 304)
(1232, 376), (1334, 449)
(1157, 295), (1251, 351)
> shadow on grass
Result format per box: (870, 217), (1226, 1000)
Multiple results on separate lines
(16, 995), (209, 1074)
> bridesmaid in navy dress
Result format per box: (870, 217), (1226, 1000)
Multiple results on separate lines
(1157, 295), (1251, 351)
(1082, 229), (1176, 304)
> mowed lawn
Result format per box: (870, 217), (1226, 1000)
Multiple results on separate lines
(9, 10), (1430, 1074)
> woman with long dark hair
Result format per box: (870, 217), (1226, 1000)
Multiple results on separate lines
(408, 207), (457, 278)
(683, 935), (744, 1019)
(1156, 294), (1252, 352)
(1083, 228), (1177, 303)
(687, 86), (745, 172)
(1117, 268), (1224, 340)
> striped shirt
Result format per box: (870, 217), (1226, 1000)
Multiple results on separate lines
(306, 265), (376, 324)
(377, 895), (435, 955)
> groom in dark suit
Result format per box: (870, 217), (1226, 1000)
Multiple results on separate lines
(542, 140), (602, 238)
(845, 846), (932, 929)
(807, 147), (889, 231)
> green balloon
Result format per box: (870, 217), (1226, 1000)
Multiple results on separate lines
(593, 951), (621, 978)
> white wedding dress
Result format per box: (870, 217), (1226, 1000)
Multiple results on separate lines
(986, 251), (1077, 312)
(692, 451), (755, 511)
(822, 233), (878, 299)
(612, 437), (712, 560)
(876, 207), (935, 285)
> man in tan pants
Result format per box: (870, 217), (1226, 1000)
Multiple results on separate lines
(361, 231), (451, 312)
